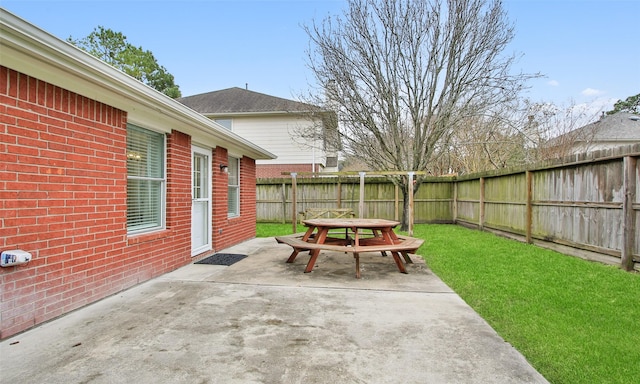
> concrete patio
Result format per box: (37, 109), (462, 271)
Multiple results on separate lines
(0, 237), (548, 383)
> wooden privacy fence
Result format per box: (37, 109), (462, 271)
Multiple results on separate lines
(257, 144), (640, 271)
(257, 173), (454, 225)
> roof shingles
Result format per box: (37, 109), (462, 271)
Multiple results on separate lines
(571, 112), (640, 142)
(178, 87), (319, 114)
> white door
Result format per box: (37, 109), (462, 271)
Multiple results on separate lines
(191, 146), (212, 256)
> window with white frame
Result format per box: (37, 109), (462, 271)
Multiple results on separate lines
(215, 119), (232, 130)
(126, 124), (166, 233)
(227, 156), (240, 217)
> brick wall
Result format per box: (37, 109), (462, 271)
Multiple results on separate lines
(210, 148), (257, 251)
(0, 67), (130, 337)
(0, 67), (258, 338)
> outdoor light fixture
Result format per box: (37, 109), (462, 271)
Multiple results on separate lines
(220, 164), (229, 173)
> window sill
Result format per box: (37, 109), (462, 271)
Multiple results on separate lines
(127, 229), (173, 245)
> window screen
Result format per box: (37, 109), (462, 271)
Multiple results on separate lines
(227, 156), (240, 217)
(126, 124), (165, 233)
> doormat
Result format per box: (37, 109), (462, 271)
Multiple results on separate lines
(195, 253), (247, 266)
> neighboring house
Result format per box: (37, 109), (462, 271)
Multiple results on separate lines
(178, 87), (339, 178)
(0, 10), (275, 338)
(549, 112), (640, 155)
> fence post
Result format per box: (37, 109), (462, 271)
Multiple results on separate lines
(291, 173), (297, 233)
(452, 181), (458, 223)
(408, 172), (415, 236)
(526, 170), (533, 244)
(281, 182), (286, 224)
(479, 177), (485, 230)
(394, 184), (399, 221)
(359, 172), (366, 218)
(621, 156), (637, 271)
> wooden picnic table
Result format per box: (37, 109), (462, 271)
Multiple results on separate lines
(275, 218), (424, 278)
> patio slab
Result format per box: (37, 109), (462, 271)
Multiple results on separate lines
(0, 237), (548, 384)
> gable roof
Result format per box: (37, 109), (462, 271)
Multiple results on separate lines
(568, 112), (640, 143)
(178, 87), (320, 115)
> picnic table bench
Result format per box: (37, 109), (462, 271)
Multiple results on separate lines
(275, 218), (424, 278)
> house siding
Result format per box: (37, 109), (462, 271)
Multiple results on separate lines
(257, 163), (319, 178)
(228, 115), (333, 178)
(230, 116), (321, 165)
(0, 67), (257, 338)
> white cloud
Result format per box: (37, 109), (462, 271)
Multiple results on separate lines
(581, 88), (603, 96)
(548, 80), (559, 87)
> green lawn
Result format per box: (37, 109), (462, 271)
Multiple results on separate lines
(256, 222), (640, 384)
(256, 222), (296, 238)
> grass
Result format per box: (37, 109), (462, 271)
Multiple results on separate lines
(256, 222), (295, 238)
(257, 222), (640, 384)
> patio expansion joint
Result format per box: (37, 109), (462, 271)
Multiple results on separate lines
(183, 279), (456, 294)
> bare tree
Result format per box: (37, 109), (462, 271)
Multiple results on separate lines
(522, 100), (603, 161)
(303, 0), (538, 229)
(440, 114), (530, 174)
(438, 99), (604, 174)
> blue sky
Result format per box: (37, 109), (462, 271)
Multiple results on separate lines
(2, 0), (638, 114)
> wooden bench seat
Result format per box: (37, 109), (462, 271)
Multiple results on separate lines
(275, 234), (423, 255)
(275, 233), (424, 278)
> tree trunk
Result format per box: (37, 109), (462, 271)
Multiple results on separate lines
(399, 182), (410, 231)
